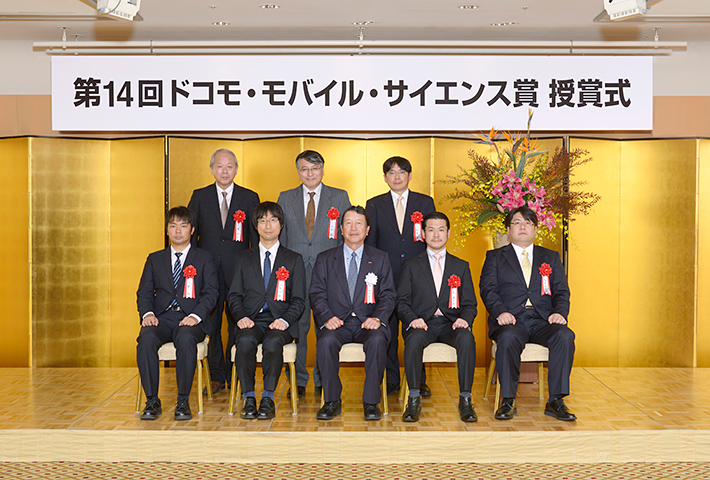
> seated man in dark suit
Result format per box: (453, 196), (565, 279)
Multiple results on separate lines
(310, 206), (396, 421)
(480, 206), (576, 421)
(136, 206), (218, 421)
(228, 201), (306, 420)
(397, 212), (478, 423)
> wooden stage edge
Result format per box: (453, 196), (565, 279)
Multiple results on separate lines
(3, 429), (710, 464)
(1, 366), (710, 464)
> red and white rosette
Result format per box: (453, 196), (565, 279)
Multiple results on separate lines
(274, 267), (289, 301)
(410, 211), (424, 242)
(233, 210), (246, 242)
(364, 272), (378, 304)
(539, 263), (552, 296)
(327, 208), (340, 239)
(183, 265), (197, 299)
(447, 274), (461, 309)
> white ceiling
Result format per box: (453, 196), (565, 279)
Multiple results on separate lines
(1, 0), (710, 43)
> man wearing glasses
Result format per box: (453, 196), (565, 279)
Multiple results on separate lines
(365, 156), (435, 396)
(278, 150), (351, 398)
(479, 206), (577, 421)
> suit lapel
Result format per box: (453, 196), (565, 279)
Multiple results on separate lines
(353, 247), (374, 302)
(268, 246), (289, 292)
(502, 244), (527, 286)
(332, 247), (351, 300)
(248, 247), (265, 292)
(162, 248), (174, 290)
(530, 246), (545, 292)
(440, 253), (456, 301)
(314, 184), (332, 233)
(416, 252), (439, 299)
(208, 183), (225, 232)
(381, 193), (400, 237)
(175, 247), (197, 293)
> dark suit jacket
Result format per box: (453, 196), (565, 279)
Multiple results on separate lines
(277, 183), (351, 274)
(227, 245), (306, 339)
(365, 190), (435, 287)
(188, 182), (260, 283)
(310, 244), (396, 342)
(479, 244), (570, 339)
(396, 250), (477, 328)
(136, 246), (219, 335)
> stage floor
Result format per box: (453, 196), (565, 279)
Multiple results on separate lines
(1, 366), (709, 463)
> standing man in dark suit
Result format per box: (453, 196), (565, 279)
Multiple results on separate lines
(310, 206), (396, 421)
(228, 201), (306, 420)
(277, 150), (351, 397)
(397, 212), (477, 423)
(136, 206), (218, 421)
(479, 206), (576, 421)
(188, 148), (260, 394)
(365, 156), (436, 396)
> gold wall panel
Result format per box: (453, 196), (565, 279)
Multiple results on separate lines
(168, 138), (244, 209)
(568, 139), (622, 366)
(31, 138), (111, 367)
(698, 139), (710, 367)
(109, 138), (166, 367)
(618, 139), (696, 367)
(0, 137), (30, 366)
(242, 137), (303, 203)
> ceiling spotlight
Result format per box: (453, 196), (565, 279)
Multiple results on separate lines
(459, 5), (479, 9)
(353, 21), (375, 26)
(491, 21), (518, 26)
(260, 4), (280, 9)
(209, 5), (216, 8)
(212, 21), (230, 26)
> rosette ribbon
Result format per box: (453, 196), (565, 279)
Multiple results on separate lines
(410, 211), (424, 242)
(274, 267), (290, 301)
(327, 208), (340, 239)
(183, 265), (197, 299)
(233, 210), (246, 242)
(364, 272), (378, 304)
(539, 263), (552, 296)
(447, 274), (461, 309)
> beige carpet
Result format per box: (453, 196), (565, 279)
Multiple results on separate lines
(1, 463), (709, 479)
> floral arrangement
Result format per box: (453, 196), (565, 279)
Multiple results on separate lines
(441, 111), (600, 242)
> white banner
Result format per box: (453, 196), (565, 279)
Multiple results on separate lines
(51, 55), (653, 131)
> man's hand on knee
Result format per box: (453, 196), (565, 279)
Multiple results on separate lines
(497, 312), (516, 326)
(548, 313), (567, 325)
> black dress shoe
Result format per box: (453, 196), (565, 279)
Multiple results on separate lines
(402, 396), (421, 422)
(420, 383), (432, 397)
(363, 403), (382, 421)
(257, 397), (276, 420)
(545, 398), (577, 421)
(494, 398), (517, 420)
(387, 383), (401, 396)
(287, 386), (306, 399)
(314, 385), (323, 397)
(174, 398), (192, 421)
(316, 400), (342, 420)
(240, 396), (258, 419)
(140, 397), (162, 420)
(458, 396), (478, 422)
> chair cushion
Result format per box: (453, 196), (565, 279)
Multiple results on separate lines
(490, 342), (549, 362)
(421, 343), (457, 362)
(339, 343), (366, 362)
(157, 340), (209, 362)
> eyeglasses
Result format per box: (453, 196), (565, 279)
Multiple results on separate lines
(298, 165), (322, 174)
(386, 170), (409, 177)
(510, 220), (535, 228)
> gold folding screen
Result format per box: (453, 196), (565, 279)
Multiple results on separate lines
(2, 135), (709, 367)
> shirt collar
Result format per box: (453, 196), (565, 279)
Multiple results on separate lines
(511, 242), (533, 258)
(426, 247), (446, 260)
(343, 242), (364, 259)
(216, 183), (234, 196)
(259, 241), (280, 258)
(390, 188), (410, 204)
(302, 182), (323, 198)
(171, 243), (191, 259)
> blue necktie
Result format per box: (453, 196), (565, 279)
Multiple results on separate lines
(262, 251), (271, 312)
(347, 251), (358, 302)
(169, 252), (182, 308)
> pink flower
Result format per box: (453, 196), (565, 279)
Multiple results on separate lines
(527, 199), (542, 213)
(491, 180), (504, 197)
(540, 212), (556, 230)
(533, 185), (547, 201)
(501, 170), (521, 186)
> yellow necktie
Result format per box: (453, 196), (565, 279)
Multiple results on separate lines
(522, 250), (531, 286)
(395, 195), (405, 234)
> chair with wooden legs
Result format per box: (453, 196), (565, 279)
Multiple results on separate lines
(398, 342), (458, 401)
(228, 342), (299, 416)
(135, 335), (212, 414)
(483, 341), (549, 412)
(319, 343), (389, 416)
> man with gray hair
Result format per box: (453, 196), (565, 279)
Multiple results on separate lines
(278, 150), (351, 398)
(188, 148), (260, 394)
